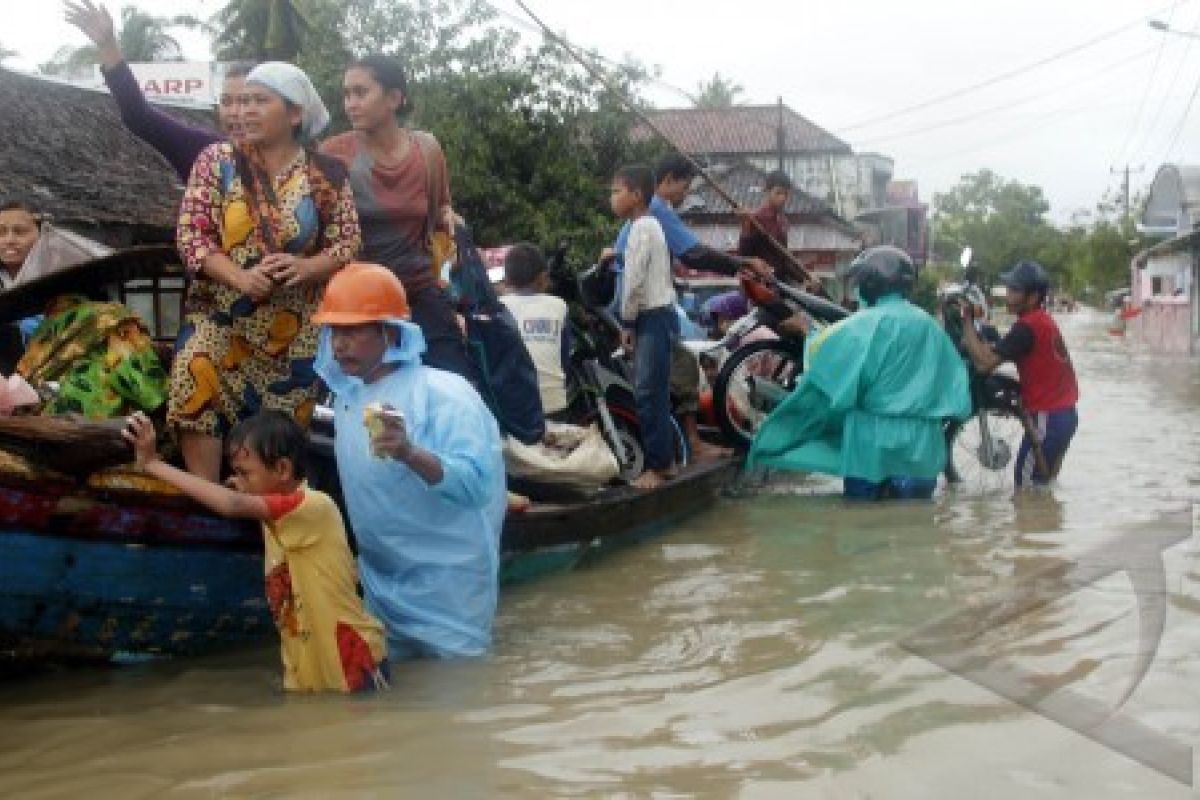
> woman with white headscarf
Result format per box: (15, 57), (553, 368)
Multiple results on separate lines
(172, 62), (362, 480)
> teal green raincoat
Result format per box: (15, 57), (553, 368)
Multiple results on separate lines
(748, 294), (971, 482)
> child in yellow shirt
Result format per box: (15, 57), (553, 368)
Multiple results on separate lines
(124, 410), (388, 693)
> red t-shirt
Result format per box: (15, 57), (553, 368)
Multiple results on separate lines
(995, 308), (1078, 412)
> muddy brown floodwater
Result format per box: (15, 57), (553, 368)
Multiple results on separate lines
(0, 309), (1196, 798)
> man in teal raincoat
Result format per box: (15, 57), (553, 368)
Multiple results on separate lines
(748, 246), (971, 500)
(313, 263), (507, 658)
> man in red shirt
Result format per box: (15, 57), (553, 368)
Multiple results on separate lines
(960, 260), (1079, 487)
(738, 170), (792, 274)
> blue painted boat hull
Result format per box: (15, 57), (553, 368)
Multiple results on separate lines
(0, 459), (737, 663)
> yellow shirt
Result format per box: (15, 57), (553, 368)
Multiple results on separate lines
(263, 488), (387, 692)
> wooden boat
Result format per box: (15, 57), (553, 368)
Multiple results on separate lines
(0, 245), (740, 664)
(0, 453), (737, 664)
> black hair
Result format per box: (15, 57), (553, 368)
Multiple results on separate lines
(226, 410), (308, 481)
(615, 164), (655, 207)
(223, 62), (255, 80)
(655, 153), (697, 185)
(0, 197), (42, 221)
(503, 242), (547, 289)
(765, 170), (793, 192)
(350, 55), (411, 117)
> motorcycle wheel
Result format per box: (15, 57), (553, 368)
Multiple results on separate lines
(943, 407), (1026, 494)
(607, 406), (690, 482)
(713, 339), (805, 450)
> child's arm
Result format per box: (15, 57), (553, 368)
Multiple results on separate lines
(122, 413), (271, 521)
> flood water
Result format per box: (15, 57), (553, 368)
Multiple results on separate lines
(0, 309), (1197, 798)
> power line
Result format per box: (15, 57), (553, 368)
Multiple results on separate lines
(484, 0), (699, 103)
(855, 46), (1157, 148)
(1162, 68), (1200, 160)
(1127, 6), (1200, 162)
(1113, 5), (1176, 164)
(903, 94), (1171, 171)
(835, 0), (1193, 134)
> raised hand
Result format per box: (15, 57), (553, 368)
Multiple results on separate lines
(64, 1), (121, 67)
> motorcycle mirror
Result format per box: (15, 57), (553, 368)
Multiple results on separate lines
(959, 247), (973, 270)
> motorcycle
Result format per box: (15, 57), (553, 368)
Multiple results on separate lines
(547, 254), (689, 481)
(939, 247), (1046, 492)
(709, 275), (849, 449)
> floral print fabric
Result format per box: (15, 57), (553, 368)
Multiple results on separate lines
(170, 142), (360, 436)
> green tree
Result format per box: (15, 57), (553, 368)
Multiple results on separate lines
(931, 169), (1057, 286)
(932, 170), (1143, 301)
(0, 42), (16, 63)
(694, 72), (745, 108)
(41, 5), (201, 76)
(212, 0), (315, 62)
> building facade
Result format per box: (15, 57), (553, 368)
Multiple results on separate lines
(1130, 164), (1200, 355)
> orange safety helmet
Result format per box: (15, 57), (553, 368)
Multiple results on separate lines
(312, 262), (411, 324)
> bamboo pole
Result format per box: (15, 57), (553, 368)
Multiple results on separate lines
(512, 0), (815, 286)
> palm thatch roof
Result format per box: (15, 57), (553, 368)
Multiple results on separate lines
(0, 68), (216, 241)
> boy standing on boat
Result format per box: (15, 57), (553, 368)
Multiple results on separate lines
(738, 170), (794, 276)
(611, 165), (679, 490)
(312, 263), (507, 659)
(123, 410), (388, 693)
(602, 154), (772, 462)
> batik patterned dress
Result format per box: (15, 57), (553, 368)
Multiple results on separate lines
(172, 142), (360, 436)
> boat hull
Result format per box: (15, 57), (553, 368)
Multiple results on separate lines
(0, 460), (739, 663)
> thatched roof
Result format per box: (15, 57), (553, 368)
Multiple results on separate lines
(0, 68), (216, 237)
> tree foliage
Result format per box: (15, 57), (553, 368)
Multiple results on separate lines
(0, 42), (16, 64)
(694, 72), (745, 108)
(41, 5), (201, 76)
(292, 0), (662, 260)
(212, 0), (313, 62)
(931, 169), (1148, 301)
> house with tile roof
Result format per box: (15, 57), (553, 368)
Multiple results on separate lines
(637, 104), (894, 219)
(675, 161), (861, 283)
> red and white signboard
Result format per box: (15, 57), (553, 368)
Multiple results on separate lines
(92, 61), (216, 104)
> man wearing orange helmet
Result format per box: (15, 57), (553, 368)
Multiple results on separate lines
(312, 263), (506, 658)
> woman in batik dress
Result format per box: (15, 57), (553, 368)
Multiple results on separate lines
(172, 62), (361, 480)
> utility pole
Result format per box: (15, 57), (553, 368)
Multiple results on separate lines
(776, 96), (785, 173)
(1110, 165), (1145, 225)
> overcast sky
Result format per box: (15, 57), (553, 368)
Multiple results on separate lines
(6, 0), (1200, 222)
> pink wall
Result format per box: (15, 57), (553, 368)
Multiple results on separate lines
(1129, 300), (1194, 354)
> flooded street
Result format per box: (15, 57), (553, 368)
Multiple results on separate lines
(0, 308), (1196, 798)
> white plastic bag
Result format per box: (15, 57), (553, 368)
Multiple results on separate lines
(503, 422), (620, 490)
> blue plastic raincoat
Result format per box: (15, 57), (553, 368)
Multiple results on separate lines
(748, 294), (971, 482)
(315, 319), (506, 658)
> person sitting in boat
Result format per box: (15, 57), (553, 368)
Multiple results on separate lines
(1, 199), (167, 419)
(0, 199), (47, 373)
(748, 246), (972, 500)
(123, 410), (389, 693)
(497, 243), (570, 419)
(172, 62), (361, 481)
(312, 262), (506, 659)
(65, 0), (247, 179)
